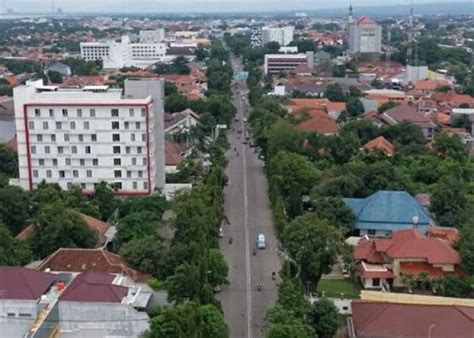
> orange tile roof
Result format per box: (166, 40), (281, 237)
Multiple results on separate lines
(414, 80), (450, 91)
(363, 136), (395, 156)
(296, 109), (340, 135)
(288, 98), (346, 113)
(427, 226), (459, 245)
(432, 112), (451, 125)
(399, 261), (460, 278)
(433, 91), (474, 107)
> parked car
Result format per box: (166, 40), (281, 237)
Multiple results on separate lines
(219, 227), (224, 238)
(256, 233), (266, 249)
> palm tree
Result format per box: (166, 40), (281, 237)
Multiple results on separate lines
(401, 273), (416, 293)
(417, 272), (431, 290)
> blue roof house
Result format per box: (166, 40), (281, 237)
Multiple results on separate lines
(343, 191), (432, 237)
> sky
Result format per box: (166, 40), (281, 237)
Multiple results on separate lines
(1, 0), (471, 13)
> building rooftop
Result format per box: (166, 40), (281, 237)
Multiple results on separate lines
(363, 136), (395, 156)
(0, 266), (56, 300)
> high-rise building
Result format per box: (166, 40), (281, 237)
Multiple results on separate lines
(348, 16), (382, 54)
(264, 52), (314, 75)
(250, 27), (262, 48)
(139, 29), (166, 43)
(13, 78), (165, 195)
(80, 36), (168, 69)
(262, 26), (294, 46)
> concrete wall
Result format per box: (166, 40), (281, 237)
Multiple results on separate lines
(0, 299), (39, 337)
(360, 290), (474, 307)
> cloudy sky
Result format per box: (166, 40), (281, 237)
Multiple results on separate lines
(1, 0), (470, 13)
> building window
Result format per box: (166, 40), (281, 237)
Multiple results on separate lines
(143, 181), (148, 190)
(90, 109), (96, 117)
(93, 159), (98, 166)
(85, 146), (91, 154)
(114, 182), (122, 190)
(124, 122), (129, 130)
(143, 158), (147, 165)
(84, 121), (90, 130)
(367, 229), (376, 236)
(138, 171), (143, 178)
(81, 183), (86, 189)
(111, 108), (119, 117)
(52, 159), (57, 166)
(86, 170), (92, 177)
(112, 134), (120, 142)
(126, 147), (131, 154)
(56, 122), (62, 130)
(131, 134), (136, 141)
(141, 108), (146, 117)
(64, 134), (69, 142)
(114, 170), (122, 178)
(80, 159), (85, 166)
(43, 121), (48, 130)
(78, 134), (84, 142)
(65, 158), (71, 165)
(71, 146), (77, 154)
(39, 159), (44, 166)
(7, 313), (15, 317)
(70, 121), (76, 130)
(51, 134), (56, 142)
(45, 146), (50, 154)
(67, 182), (72, 189)
(58, 146), (64, 154)
(142, 133), (146, 142)
(132, 158), (136, 165)
(137, 147), (142, 154)
(135, 122), (140, 129)
(77, 109), (82, 117)
(91, 134), (97, 142)
(49, 109), (54, 117)
(114, 158), (121, 166)
(37, 135), (43, 142)
(73, 170), (79, 178)
(46, 170), (52, 178)
(35, 108), (40, 117)
(113, 146), (121, 154)
(112, 121), (119, 130)
(59, 170), (65, 178)
(62, 109), (68, 117)
(28, 121), (34, 130)
(30, 145), (36, 154)
(33, 170), (38, 178)
(129, 108), (135, 117)
(127, 171), (132, 178)
(133, 181), (137, 189)
(372, 278), (380, 287)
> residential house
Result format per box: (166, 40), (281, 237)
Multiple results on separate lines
(433, 91), (474, 108)
(295, 108), (340, 135)
(363, 136), (395, 156)
(381, 102), (436, 139)
(287, 98), (347, 120)
(413, 79), (450, 97)
(165, 140), (185, 174)
(354, 229), (462, 289)
(344, 190), (432, 237)
(350, 301), (474, 337)
(164, 108), (200, 138)
(36, 248), (150, 282)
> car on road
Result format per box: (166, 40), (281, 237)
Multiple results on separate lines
(243, 139), (248, 144)
(234, 116), (239, 122)
(256, 233), (266, 249)
(243, 117), (247, 123)
(249, 139), (255, 147)
(219, 227), (224, 238)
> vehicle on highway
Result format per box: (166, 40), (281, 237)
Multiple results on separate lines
(249, 139), (255, 147)
(243, 117), (247, 123)
(256, 233), (266, 249)
(219, 227), (224, 238)
(234, 116), (239, 122)
(244, 130), (250, 140)
(243, 139), (248, 145)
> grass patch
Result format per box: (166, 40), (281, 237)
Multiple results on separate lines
(316, 279), (360, 299)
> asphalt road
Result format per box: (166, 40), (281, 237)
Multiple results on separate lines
(217, 58), (281, 338)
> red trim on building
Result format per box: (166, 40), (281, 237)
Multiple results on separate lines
(23, 101), (154, 196)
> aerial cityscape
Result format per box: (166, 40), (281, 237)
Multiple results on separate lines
(0, 0), (473, 337)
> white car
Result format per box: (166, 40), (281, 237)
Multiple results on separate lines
(219, 227), (224, 238)
(256, 233), (266, 249)
(243, 118), (248, 122)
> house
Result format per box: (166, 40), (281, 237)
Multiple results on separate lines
(414, 79), (450, 97)
(17, 212), (113, 248)
(350, 301), (474, 337)
(363, 136), (395, 156)
(165, 140), (185, 173)
(287, 98), (347, 120)
(295, 109), (340, 135)
(164, 108), (200, 137)
(354, 229), (462, 289)
(36, 248), (150, 282)
(45, 62), (72, 77)
(0, 267), (153, 337)
(381, 103), (436, 139)
(344, 190), (432, 237)
(433, 91), (474, 108)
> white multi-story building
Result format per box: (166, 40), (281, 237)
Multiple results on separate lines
(348, 17), (382, 54)
(13, 78), (165, 195)
(139, 29), (165, 43)
(262, 26), (294, 46)
(264, 52), (314, 75)
(80, 36), (168, 69)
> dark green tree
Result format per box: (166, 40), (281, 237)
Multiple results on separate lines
(346, 96), (365, 117)
(116, 211), (160, 246)
(0, 223), (32, 265)
(307, 298), (340, 338)
(0, 144), (18, 177)
(324, 83), (345, 102)
(430, 177), (467, 227)
(0, 185), (29, 234)
(91, 181), (119, 221)
(47, 70), (63, 83)
(310, 196), (355, 233)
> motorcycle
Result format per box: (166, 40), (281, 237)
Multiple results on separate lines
(228, 236), (233, 244)
(257, 283), (262, 291)
(272, 272), (276, 281)
(253, 248), (257, 256)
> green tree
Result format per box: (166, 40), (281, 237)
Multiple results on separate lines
(0, 144), (18, 177)
(439, 275), (472, 298)
(284, 214), (343, 286)
(47, 70), (63, 83)
(430, 177), (467, 227)
(307, 298), (340, 338)
(346, 96), (364, 117)
(0, 223), (32, 265)
(91, 181), (119, 221)
(165, 92), (189, 112)
(266, 322), (315, 338)
(314, 174), (364, 198)
(30, 182), (64, 216)
(324, 83), (345, 102)
(276, 279), (310, 318)
(0, 185), (29, 234)
(208, 248), (228, 287)
(116, 211), (160, 246)
(30, 204), (97, 258)
(458, 222), (474, 275)
(378, 100), (399, 114)
(195, 46), (208, 61)
(310, 196), (355, 233)
(120, 194), (167, 219)
(433, 132), (468, 162)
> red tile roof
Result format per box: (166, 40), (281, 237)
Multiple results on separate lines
(383, 103), (436, 128)
(37, 248), (150, 282)
(288, 98), (346, 113)
(165, 141), (184, 166)
(352, 301), (474, 337)
(359, 268), (394, 279)
(363, 136), (395, 156)
(0, 267), (56, 300)
(433, 91), (474, 107)
(355, 229), (461, 265)
(414, 80), (450, 91)
(399, 261), (461, 278)
(296, 110), (340, 135)
(427, 226), (459, 245)
(60, 271), (128, 303)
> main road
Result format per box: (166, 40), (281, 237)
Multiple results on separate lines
(217, 57), (281, 338)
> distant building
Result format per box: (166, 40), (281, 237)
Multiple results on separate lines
(262, 26), (294, 46)
(348, 16), (382, 54)
(80, 36), (168, 69)
(45, 62), (71, 77)
(139, 29), (165, 43)
(13, 78), (165, 194)
(264, 52), (313, 75)
(250, 27), (262, 48)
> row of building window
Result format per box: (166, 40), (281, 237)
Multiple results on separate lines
(34, 181), (148, 191)
(33, 133), (145, 143)
(29, 120), (91, 130)
(32, 169), (145, 179)
(33, 107), (146, 119)
(34, 157), (147, 167)
(31, 145), (144, 155)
